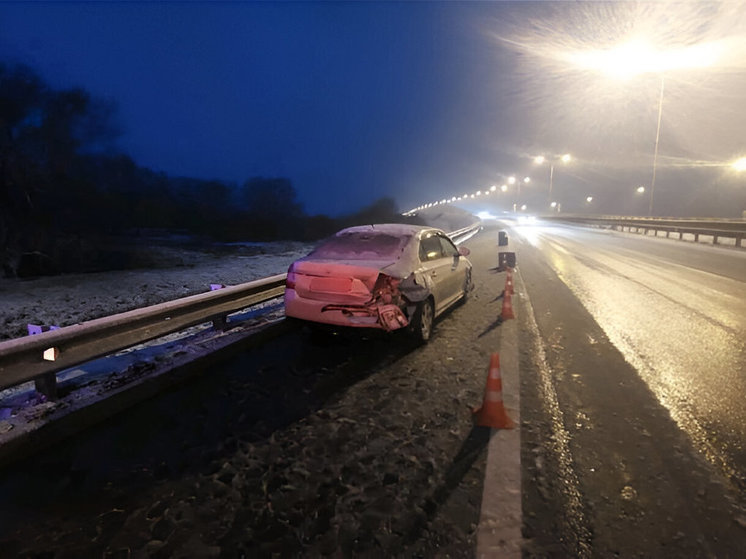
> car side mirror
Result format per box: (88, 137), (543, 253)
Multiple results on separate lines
(458, 246), (470, 257)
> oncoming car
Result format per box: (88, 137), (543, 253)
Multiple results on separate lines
(284, 224), (473, 342)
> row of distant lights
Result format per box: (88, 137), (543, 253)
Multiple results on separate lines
(403, 175), (532, 216)
(405, 154), (745, 216)
(404, 154), (575, 215)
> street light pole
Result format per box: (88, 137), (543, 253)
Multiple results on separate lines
(649, 76), (665, 216)
(536, 154), (570, 211)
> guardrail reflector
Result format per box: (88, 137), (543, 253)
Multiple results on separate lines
(28, 324), (60, 336)
(43, 347), (59, 361)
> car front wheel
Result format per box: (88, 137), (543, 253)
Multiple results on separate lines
(461, 268), (472, 303)
(410, 298), (434, 343)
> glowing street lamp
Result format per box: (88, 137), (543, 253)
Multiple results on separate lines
(515, 176), (532, 204)
(636, 185), (646, 194)
(565, 39), (722, 80)
(586, 196), (593, 203)
(567, 39), (722, 215)
(732, 157), (746, 172)
(534, 153), (572, 204)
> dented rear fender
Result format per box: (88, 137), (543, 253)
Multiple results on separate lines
(399, 273), (431, 303)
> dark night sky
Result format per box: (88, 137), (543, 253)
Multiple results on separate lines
(2, 2), (745, 217)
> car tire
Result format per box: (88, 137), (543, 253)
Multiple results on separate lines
(460, 269), (472, 304)
(410, 298), (434, 343)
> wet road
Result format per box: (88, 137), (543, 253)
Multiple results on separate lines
(510, 219), (746, 556)
(514, 221), (746, 489)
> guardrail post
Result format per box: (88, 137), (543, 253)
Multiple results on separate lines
(212, 315), (228, 331)
(34, 373), (58, 401)
(737, 235), (743, 248)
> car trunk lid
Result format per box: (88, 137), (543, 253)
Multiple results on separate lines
(288, 260), (386, 303)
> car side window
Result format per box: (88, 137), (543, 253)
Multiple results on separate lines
(438, 235), (459, 258)
(419, 235), (443, 262)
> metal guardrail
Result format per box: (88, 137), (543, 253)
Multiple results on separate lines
(0, 274), (287, 398)
(544, 215), (746, 248)
(0, 222), (482, 400)
(449, 221), (482, 242)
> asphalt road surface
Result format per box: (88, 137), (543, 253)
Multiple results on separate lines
(512, 219), (746, 556)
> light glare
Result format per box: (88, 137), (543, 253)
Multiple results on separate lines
(565, 38), (724, 80)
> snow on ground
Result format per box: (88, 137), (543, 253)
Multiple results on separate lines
(0, 240), (315, 428)
(0, 241), (314, 342)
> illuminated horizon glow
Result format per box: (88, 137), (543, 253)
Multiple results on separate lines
(732, 157), (746, 172)
(563, 38), (724, 79)
(486, 0), (746, 196)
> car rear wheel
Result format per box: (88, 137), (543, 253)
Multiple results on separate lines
(410, 298), (434, 343)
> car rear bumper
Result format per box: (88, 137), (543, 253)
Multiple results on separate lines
(284, 290), (408, 330)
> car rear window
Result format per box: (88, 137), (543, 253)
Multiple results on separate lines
(310, 232), (408, 260)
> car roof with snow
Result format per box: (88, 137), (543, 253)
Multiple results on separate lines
(334, 223), (442, 237)
(298, 223), (450, 277)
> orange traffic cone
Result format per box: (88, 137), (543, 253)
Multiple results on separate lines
(505, 270), (514, 295)
(473, 353), (515, 429)
(501, 290), (515, 320)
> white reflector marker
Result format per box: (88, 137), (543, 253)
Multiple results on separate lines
(43, 347), (60, 361)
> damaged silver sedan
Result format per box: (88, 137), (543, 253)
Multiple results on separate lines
(284, 224), (472, 342)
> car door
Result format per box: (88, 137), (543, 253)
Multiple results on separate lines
(436, 234), (466, 308)
(417, 232), (452, 314)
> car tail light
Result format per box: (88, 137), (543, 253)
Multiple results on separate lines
(372, 273), (402, 304)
